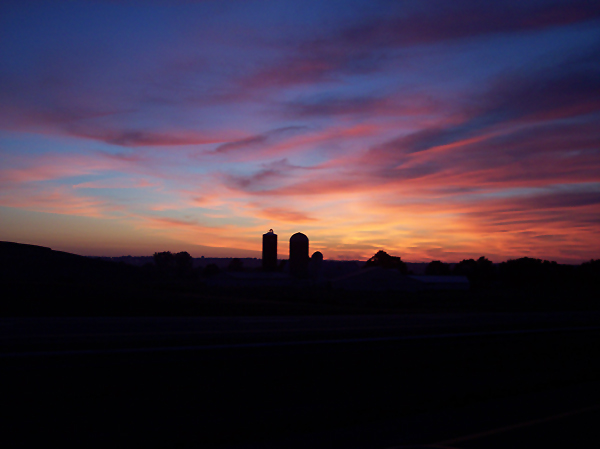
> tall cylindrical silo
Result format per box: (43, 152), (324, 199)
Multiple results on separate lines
(262, 229), (277, 271)
(310, 251), (323, 278)
(289, 232), (309, 277)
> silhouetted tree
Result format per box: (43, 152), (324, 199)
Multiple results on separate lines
(153, 251), (175, 274)
(174, 251), (193, 277)
(499, 257), (575, 289)
(425, 260), (450, 276)
(577, 259), (600, 292)
(501, 257), (540, 285)
(453, 256), (495, 288)
(453, 258), (477, 277)
(475, 256), (495, 285)
(365, 250), (408, 274)
(227, 258), (243, 272)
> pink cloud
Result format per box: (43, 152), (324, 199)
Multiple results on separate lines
(0, 186), (112, 218)
(259, 207), (317, 223)
(73, 179), (160, 189)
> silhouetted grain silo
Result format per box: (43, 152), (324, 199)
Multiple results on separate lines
(310, 251), (323, 278)
(289, 232), (309, 277)
(262, 229), (277, 271)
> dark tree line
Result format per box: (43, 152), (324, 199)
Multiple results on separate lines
(151, 252), (245, 278)
(499, 257), (599, 289)
(153, 251), (195, 278)
(425, 256), (600, 290)
(365, 250), (408, 274)
(421, 257), (494, 288)
(425, 260), (451, 276)
(368, 248), (600, 292)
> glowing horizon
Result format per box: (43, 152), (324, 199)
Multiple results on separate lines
(1, 1), (599, 263)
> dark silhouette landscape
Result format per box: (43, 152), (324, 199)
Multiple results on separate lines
(3, 239), (600, 448)
(2, 240), (599, 317)
(2, 0), (600, 447)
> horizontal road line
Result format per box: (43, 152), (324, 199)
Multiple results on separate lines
(1, 325), (600, 359)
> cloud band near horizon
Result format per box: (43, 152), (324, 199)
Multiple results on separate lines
(1, 0), (599, 262)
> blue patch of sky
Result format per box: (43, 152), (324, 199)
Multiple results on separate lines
(160, 207), (258, 229)
(389, 20), (600, 96)
(75, 185), (163, 208)
(0, 132), (101, 156)
(455, 182), (600, 204)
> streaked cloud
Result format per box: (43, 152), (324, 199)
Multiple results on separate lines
(214, 126), (308, 154)
(0, 0), (599, 262)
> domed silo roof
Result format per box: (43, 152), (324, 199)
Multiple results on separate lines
(290, 232), (308, 243)
(311, 251), (323, 261)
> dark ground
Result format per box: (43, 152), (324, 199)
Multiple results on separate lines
(2, 242), (600, 447)
(2, 241), (599, 317)
(2, 313), (600, 448)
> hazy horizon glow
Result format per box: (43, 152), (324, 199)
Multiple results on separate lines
(1, 1), (599, 262)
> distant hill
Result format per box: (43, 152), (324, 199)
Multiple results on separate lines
(0, 241), (139, 283)
(96, 255), (264, 269)
(76, 255), (468, 276)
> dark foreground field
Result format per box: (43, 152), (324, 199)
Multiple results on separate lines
(2, 312), (600, 448)
(2, 243), (599, 447)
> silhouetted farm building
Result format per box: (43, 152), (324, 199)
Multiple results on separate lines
(310, 251), (323, 278)
(207, 271), (293, 288)
(262, 229), (277, 271)
(213, 232), (469, 291)
(289, 232), (309, 277)
(331, 267), (469, 292)
(411, 275), (469, 290)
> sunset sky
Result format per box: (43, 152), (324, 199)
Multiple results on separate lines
(1, 0), (599, 262)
